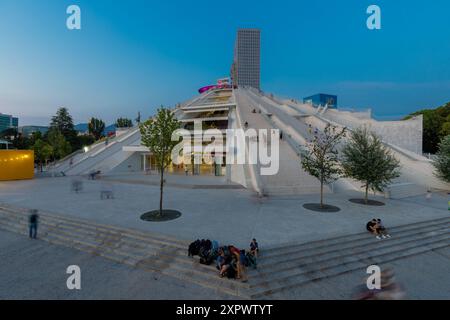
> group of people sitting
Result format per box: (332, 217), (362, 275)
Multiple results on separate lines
(188, 238), (259, 282)
(366, 218), (391, 239)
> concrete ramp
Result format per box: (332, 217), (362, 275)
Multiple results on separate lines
(283, 98), (450, 193)
(49, 127), (141, 176)
(235, 89), (323, 196)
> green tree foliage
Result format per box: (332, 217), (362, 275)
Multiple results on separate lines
(49, 107), (79, 150)
(12, 133), (30, 150)
(116, 117), (133, 128)
(140, 107), (180, 216)
(47, 129), (72, 160)
(405, 102), (450, 153)
(33, 139), (53, 172)
(301, 124), (346, 208)
(50, 107), (77, 137)
(77, 135), (96, 148)
(341, 127), (401, 204)
(0, 127), (18, 140)
(433, 135), (450, 183)
(88, 118), (105, 140)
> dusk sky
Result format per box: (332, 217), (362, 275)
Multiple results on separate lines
(1, 0), (449, 126)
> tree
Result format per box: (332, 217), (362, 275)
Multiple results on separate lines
(301, 124), (346, 208)
(50, 107), (78, 149)
(140, 107), (180, 216)
(47, 129), (72, 160)
(341, 127), (400, 204)
(50, 107), (76, 137)
(88, 118), (105, 140)
(116, 118), (133, 128)
(433, 135), (450, 183)
(0, 128), (18, 141)
(13, 133), (31, 150)
(33, 139), (53, 172)
(440, 119), (450, 137)
(405, 102), (450, 153)
(77, 135), (96, 148)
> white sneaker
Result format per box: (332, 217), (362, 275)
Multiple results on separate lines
(382, 235), (387, 239)
(386, 234), (391, 238)
(376, 236), (382, 240)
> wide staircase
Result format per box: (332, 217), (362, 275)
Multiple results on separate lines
(0, 204), (249, 298)
(0, 203), (448, 299)
(250, 216), (450, 299)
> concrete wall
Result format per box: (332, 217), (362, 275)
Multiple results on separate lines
(110, 152), (142, 173)
(320, 109), (423, 155)
(226, 107), (248, 188)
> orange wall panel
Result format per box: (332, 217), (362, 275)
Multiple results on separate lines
(0, 150), (34, 181)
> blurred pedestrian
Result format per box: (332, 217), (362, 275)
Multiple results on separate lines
(29, 209), (39, 239)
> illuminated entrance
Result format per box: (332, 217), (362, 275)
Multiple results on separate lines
(140, 153), (225, 176)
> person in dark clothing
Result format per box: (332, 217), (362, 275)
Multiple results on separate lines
(250, 238), (259, 258)
(29, 210), (39, 239)
(366, 219), (382, 239)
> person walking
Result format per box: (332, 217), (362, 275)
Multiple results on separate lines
(29, 209), (39, 239)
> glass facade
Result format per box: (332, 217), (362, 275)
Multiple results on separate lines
(303, 94), (338, 109)
(0, 114), (19, 133)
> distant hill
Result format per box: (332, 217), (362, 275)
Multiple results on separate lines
(74, 123), (88, 133)
(405, 102), (450, 154)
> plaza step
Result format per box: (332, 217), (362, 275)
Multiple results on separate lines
(260, 216), (450, 261)
(0, 204), (251, 298)
(249, 216), (450, 299)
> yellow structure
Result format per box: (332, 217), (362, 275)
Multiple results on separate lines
(0, 150), (34, 181)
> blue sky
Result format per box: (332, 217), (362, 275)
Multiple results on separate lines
(1, 0), (449, 126)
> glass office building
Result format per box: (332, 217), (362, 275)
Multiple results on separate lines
(0, 113), (19, 134)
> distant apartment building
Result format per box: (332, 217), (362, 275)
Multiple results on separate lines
(0, 113), (19, 133)
(303, 94), (338, 109)
(231, 29), (261, 89)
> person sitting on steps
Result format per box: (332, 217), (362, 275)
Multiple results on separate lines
(366, 219), (382, 239)
(376, 219), (391, 239)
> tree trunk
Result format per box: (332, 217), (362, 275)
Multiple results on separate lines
(320, 177), (324, 208)
(159, 166), (164, 217)
(365, 183), (369, 204)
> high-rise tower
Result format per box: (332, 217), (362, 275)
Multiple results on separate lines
(231, 29), (261, 89)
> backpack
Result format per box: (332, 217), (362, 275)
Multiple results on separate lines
(205, 239), (212, 250)
(226, 265), (237, 279)
(199, 247), (210, 259)
(188, 239), (201, 257)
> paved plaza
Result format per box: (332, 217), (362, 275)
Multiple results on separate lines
(0, 174), (448, 249)
(0, 230), (232, 300)
(0, 174), (449, 300)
